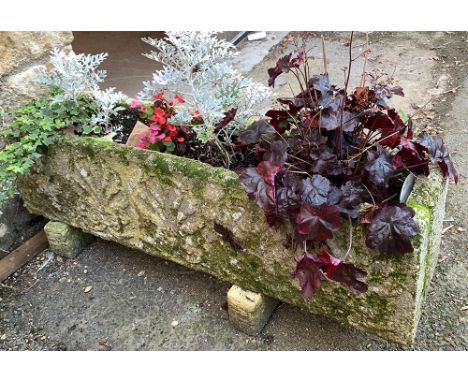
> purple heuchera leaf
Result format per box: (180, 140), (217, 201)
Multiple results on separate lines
(392, 136), (430, 176)
(291, 251), (325, 298)
(238, 120), (275, 145)
(265, 109), (291, 133)
(296, 203), (343, 241)
(277, 97), (306, 114)
(268, 53), (304, 87)
(309, 74), (334, 107)
(239, 161), (279, 211)
(264, 140), (289, 166)
(316, 249), (368, 294)
(309, 146), (342, 175)
(276, 171), (303, 217)
(337, 181), (369, 218)
(365, 205), (420, 255)
(364, 145), (396, 189)
(292, 249), (368, 298)
(215, 108), (237, 129)
(416, 131), (458, 183)
(301, 175), (331, 206)
(343, 110), (360, 132)
(213, 222), (244, 253)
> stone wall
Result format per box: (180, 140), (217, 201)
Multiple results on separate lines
(0, 32), (73, 255)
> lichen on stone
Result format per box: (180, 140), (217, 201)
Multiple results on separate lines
(16, 135), (448, 345)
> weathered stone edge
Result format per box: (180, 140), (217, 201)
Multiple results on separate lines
(17, 135), (447, 345)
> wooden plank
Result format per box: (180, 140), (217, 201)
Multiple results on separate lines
(0, 229), (49, 283)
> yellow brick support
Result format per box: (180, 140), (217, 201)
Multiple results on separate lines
(227, 285), (279, 336)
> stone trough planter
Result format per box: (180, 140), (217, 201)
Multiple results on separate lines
(17, 135), (448, 345)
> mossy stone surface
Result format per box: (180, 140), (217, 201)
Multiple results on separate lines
(17, 135), (448, 344)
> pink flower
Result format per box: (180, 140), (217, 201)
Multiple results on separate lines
(130, 96), (141, 109)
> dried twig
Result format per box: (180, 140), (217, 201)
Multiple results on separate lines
(342, 216), (353, 261)
(337, 31), (354, 159)
(442, 224), (454, 234)
(321, 35), (328, 74)
(360, 32), (369, 87)
(440, 86), (461, 95)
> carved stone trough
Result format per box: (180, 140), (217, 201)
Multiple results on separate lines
(17, 135), (448, 345)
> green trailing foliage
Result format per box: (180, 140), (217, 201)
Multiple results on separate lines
(0, 49), (124, 206)
(0, 92), (97, 204)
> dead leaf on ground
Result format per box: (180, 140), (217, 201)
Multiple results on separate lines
(83, 286), (93, 293)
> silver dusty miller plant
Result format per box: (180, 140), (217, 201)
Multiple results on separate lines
(40, 48), (108, 102)
(138, 32), (272, 164)
(90, 88), (125, 134)
(39, 48), (124, 134)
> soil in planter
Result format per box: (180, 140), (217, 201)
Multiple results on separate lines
(110, 108), (143, 144)
(109, 109), (257, 169)
(106, 109), (410, 199)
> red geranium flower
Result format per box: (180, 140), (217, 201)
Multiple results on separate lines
(175, 95), (185, 103)
(154, 90), (164, 100)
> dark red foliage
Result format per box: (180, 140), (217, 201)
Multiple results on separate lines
(337, 181), (370, 218)
(393, 136), (430, 176)
(316, 249), (368, 294)
(238, 120), (275, 145)
(239, 161), (279, 212)
(276, 171), (303, 217)
(213, 222), (244, 253)
(265, 109), (293, 133)
(215, 108), (237, 129)
(416, 131), (458, 183)
(364, 145), (396, 189)
(264, 140), (289, 166)
(365, 205), (419, 255)
(291, 251), (324, 298)
(309, 145), (341, 175)
(296, 203), (343, 241)
(268, 52), (304, 87)
(292, 248), (368, 298)
(237, 42), (457, 299)
(278, 97), (306, 115)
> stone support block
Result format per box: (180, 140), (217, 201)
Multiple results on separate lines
(227, 285), (279, 335)
(44, 221), (94, 258)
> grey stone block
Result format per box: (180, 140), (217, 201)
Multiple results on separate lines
(44, 221), (93, 258)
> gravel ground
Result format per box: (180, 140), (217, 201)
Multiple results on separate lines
(0, 31), (466, 350)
